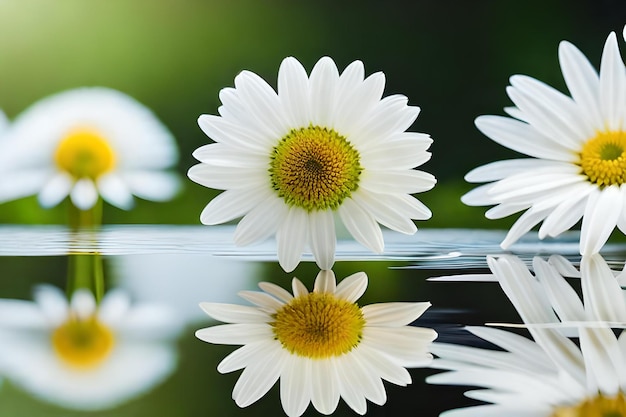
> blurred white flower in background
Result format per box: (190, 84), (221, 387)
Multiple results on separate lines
(0, 87), (181, 211)
(110, 253), (258, 325)
(0, 285), (182, 410)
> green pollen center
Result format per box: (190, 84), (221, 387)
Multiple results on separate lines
(272, 292), (365, 359)
(551, 392), (626, 417)
(269, 126), (362, 211)
(579, 131), (626, 187)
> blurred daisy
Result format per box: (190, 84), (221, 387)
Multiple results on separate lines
(0, 87), (180, 211)
(463, 27), (626, 255)
(196, 269), (436, 416)
(188, 56), (435, 272)
(427, 254), (626, 416)
(0, 285), (181, 410)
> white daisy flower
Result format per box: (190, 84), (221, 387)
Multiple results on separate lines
(196, 269), (436, 416)
(188, 56), (435, 272)
(427, 254), (626, 416)
(0, 285), (181, 410)
(0, 87), (181, 211)
(463, 27), (626, 255)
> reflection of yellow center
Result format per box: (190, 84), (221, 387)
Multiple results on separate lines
(51, 315), (115, 369)
(269, 126), (362, 211)
(551, 392), (626, 417)
(272, 292), (365, 359)
(54, 129), (116, 179)
(579, 131), (626, 187)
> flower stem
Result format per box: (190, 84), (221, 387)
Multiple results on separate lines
(66, 199), (105, 303)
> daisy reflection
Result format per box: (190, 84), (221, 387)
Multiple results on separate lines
(0, 285), (182, 410)
(428, 254), (626, 416)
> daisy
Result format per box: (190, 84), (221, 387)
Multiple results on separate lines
(0, 87), (181, 212)
(462, 27), (626, 255)
(188, 56), (435, 272)
(0, 285), (181, 410)
(195, 269), (436, 416)
(427, 254), (626, 416)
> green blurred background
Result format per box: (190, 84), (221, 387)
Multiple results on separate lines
(0, 0), (624, 228)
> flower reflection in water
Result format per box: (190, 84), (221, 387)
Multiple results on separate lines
(428, 254), (626, 416)
(0, 283), (182, 410)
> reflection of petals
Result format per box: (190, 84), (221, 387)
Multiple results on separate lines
(0, 285), (181, 410)
(196, 269), (435, 416)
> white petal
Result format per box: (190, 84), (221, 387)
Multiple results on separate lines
(291, 278), (309, 297)
(308, 209), (336, 270)
(580, 254), (626, 322)
(558, 40), (603, 129)
(580, 185), (621, 255)
(313, 270), (337, 293)
(362, 302), (431, 326)
(97, 173), (134, 209)
(37, 172), (73, 208)
(474, 115), (574, 161)
(280, 356), (312, 417)
(67, 179), (97, 210)
(309, 56), (339, 127)
(310, 358), (340, 415)
(234, 70), (289, 138)
(187, 163), (267, 190)
(258, 281), (294, 303)
(278, 57), (310, 128)
(70, 289), (96, 319)
(196, 323), (273, 345)
(200, 188), (268, 225)
(537, 184), (592, 238)
(199, 302), (271, 323)
(335, 272), (368, 302)
(197, 114), (273, 153)
(351, 191), (417, 234)
(122, 170), (181, 202)
(599, 32), (626, 130)
(0, 169), (49, 203)
(237, 291), (284, 313)
(232, 341), (284, 407)
(233, 197), (287, 246)
(500, 205), (552, 248)
(276, 207), (309, 272)
(532, 257), (585, 322)
(508, 75), (590, 146)
(465, 159), (567, 183)
(338, 198), (384, 253)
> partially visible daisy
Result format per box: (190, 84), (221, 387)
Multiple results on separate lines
(188, 56), (435, 272)
(0, 285), (181, 410)
(196, 269), (436, 416)
(427, 254), (626, 416)
(0, 88), (180, 211)
(463, 27), (626, 255)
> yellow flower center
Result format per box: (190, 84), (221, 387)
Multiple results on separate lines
(272, 292), (365, 359)
(54, 129), (116, 179)
(579, 131), (626, 187)
(51, 315), (115, 369)
(269, 126), (362, 211)
(551, 392), (626, 417)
